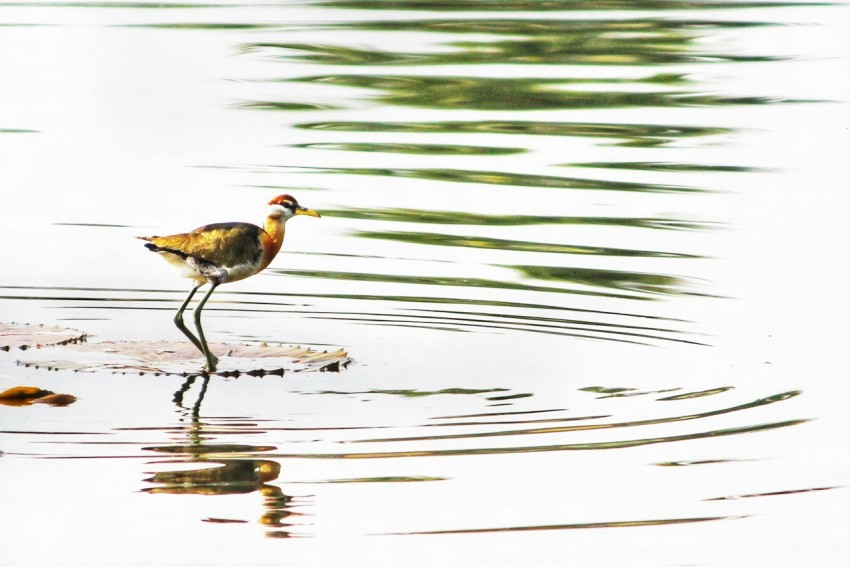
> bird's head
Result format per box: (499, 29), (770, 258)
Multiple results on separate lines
(268, 194), (321, 221)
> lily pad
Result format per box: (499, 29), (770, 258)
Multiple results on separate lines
(0, 322), (87, 351)
(17, 341), (351, 376)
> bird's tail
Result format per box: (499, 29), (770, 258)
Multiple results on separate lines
(137, 236), (161, 253)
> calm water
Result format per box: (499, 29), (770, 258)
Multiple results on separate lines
(1, 1), (849, 565)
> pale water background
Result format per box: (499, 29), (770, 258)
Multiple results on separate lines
(1, 1), (850, 565)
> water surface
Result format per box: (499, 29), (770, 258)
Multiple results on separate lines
(1, 1), (849, 565)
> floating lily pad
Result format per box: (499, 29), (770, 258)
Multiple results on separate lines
(0, 386), (77, 407)
(17, 341), (351, 376)
(0, 323), (87, 351)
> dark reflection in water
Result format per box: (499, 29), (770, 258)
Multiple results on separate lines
(237, 0), (792, 350)
(353, 230), (700, 258)
(267, 419), (805, 460)
(278, 264), (695, 299)
(243, 100), (340, 111)
(145, 458), (282, 495)
(396, 515), (741, 535)
(704, 486), (840, 501)
(581, 385), (678, 398)
(141, 377), (301, 537)
(249, 18), (782, 67)
(350, 390), (801, 444)
(658, 387), (734, 401)
(137, 22), (280, 29)
(253, 12), (808, 111)
(317, 0), (824, 11)
(283, 164), (699, 192)
(146, 458), (299, 535)
(238, 1), (809, 337)
(290, 142), (525, 156)
(322, 208), (711, 231)
(295, 120), (731, 148)
(190, 391), (812, 461)
(17, 368), (806, 538)
(311, 387), (513, 398)
(655, 458), (753, 467)
(573, 162), (769, 173)
(274, 267), (692, 302)
(518, 265), (695, 296)
(281, 73), (792, 111)
(318, 475), (446, 483)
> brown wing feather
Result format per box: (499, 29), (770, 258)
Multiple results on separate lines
(149, 222), (264, 268)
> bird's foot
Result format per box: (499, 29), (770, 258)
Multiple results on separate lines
(204, 355), (219, 374)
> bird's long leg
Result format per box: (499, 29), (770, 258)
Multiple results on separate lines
(193, 282), (220, 373)
(174, 284), (205, 355)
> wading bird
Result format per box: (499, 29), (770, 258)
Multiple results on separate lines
(139, 194), (320, 373)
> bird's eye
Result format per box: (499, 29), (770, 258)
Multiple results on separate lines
(283, 201), (293, 208)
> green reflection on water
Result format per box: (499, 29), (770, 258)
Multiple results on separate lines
(269, 420), (807, 459)
(517, 265), (690, 296)
(291, 165), (696, 192)
(704, 486), (838, 501)
(400, 516), (734, 535)
(351, 391), (800, 444)
(572, 161), (767, 173)
(243, 101), (340, 111)
(580, 386), (637, 396)
(291, 142), (525, 156)
(132, 22), (278, 29)
(311, 387), (509, 397)
(295, 120), (731, 148)
(291, 74), (788, 111)
(654, 459), (746, 466)
(354, 230), (699, 258)
(579, 386), (680, 398)
(322, 208), (710, 230)
(274, 267), (687, 300)
(658, 387), (734, 401)
(250, 18), (781, 67)
(316, 0), (825, 11)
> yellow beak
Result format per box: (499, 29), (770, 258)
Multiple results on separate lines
(295, 208), (321, 218)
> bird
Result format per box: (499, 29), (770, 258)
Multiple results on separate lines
(138, 194), (320, 373)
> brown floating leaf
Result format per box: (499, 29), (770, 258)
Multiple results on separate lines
(0, 386), (76, 407)
(17, 340), (351, 376)
(0, 322), (87, 351)
(0, 386), (53, 401)
(29, 393), (78, 407)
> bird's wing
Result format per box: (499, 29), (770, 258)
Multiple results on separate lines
(148, 222), (264, 268)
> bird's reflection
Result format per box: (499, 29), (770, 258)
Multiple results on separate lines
(141, 376), (302, 537)
(171, 373), (209, 413)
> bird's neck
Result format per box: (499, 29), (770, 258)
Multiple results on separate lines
(260, 215), (286, 269)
